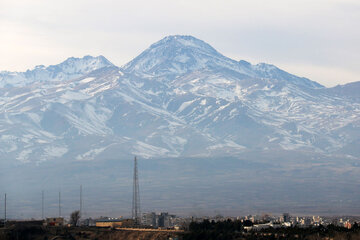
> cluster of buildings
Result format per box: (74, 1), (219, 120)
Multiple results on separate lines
(85, 212), (184, 229)
(186, 212), (359, 232)
(78, 212), (182, 229)
(1, 212), (359, 231)
(210, 213), (359, 231)
(141, 212), (183, 229)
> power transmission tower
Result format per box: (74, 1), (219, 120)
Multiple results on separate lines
(132, 156), (141, 225)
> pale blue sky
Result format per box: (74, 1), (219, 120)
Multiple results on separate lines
(0, 0), (359, 87)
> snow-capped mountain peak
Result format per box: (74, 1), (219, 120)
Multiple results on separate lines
(0, 55), (114, 88)
(150, 35), (220, 55)
(56, 55), (113, 71)
(123, 35), (243, 76)
(123, 35), (323, 90)
(51, 55), (113, 71)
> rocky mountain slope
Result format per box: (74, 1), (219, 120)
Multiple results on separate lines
(0, 35), (359, 163)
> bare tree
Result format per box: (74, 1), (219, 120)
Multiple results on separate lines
(70, 210), (81, 226)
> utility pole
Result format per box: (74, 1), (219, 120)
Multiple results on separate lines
(80, 185), (82, 218)
(41, 190), (44, 220)
(59, 191), (61, 217)
(4, 193), (6, 226)
(132, 156), (141, 225)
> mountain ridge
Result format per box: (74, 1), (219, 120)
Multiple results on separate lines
(0, 35), (359, 163)
(0, 55), (114, 88)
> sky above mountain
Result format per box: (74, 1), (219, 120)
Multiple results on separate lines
(0, 0), (359, 87)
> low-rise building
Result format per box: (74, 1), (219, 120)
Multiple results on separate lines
(95, 218), (134, 228)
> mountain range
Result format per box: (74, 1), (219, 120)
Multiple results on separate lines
(1, 35), (360, 217)
(0, 35), (359, 163)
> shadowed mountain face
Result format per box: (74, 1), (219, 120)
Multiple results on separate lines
(0, 35), (359, 218)
(325, 81), (360, 99)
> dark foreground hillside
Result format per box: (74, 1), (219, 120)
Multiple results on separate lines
(0, 226), (182, 240)
(2, 222), (360, 240)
